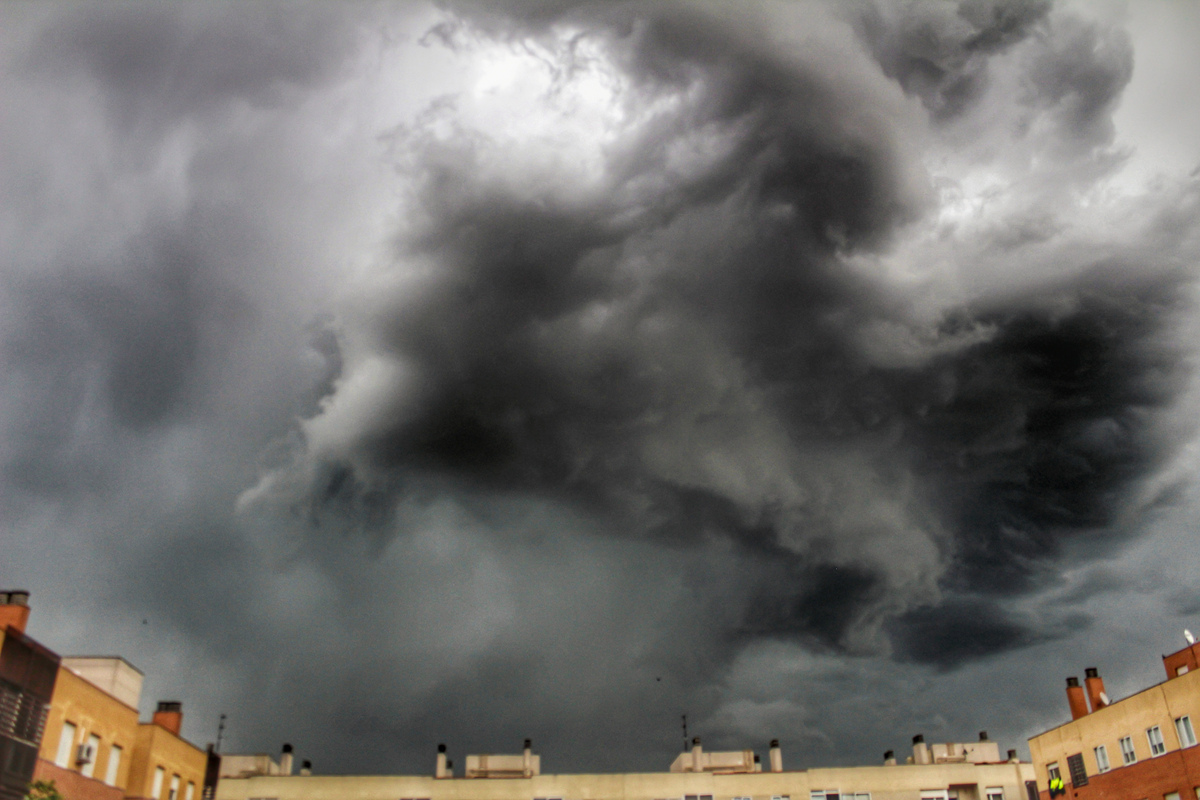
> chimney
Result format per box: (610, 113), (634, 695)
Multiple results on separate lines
(444, 759), (453, 778)
(1007, 749), (1018, 763)
(912, 734), (930, 766)
(0, 591), (31, 635)
(1085, 668), (1107, 711)
(753, 754), (761, 772)
(883, 750), (896, 767)
(769, 739), (782, 773)
(692, 737), (703, 772)
(1066, 676), (1089, 719)
(300, 760), (312, 777)
(436, 744), (448, 778)
(153, 701), (183, 736)
(523, 739), (532, 778)
(979, 731), (988, 741)
(280, 743), (293, 776)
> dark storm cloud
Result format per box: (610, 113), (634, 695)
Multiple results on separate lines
(854, 0), (1051, 120)
(6, 0), (1200, 778)
(246, 0), (1196, 672)
(23, 3), (358, 137)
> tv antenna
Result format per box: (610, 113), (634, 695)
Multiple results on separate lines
(682, 714), (688, 753)
(215, 714), (226, 753)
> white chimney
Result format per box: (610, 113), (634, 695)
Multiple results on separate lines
(769, 739), (782, 773)
(523, 739), (533, 778)
(436, 744), (447, 778)
(692, 738), (703, 772)
(280, 744), (293, 776)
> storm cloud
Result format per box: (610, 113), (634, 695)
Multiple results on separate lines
(4, 0), (1200, 777)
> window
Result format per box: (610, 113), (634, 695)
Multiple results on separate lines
(1166, 793), (1181, 800)
(772, 796), (792, 800)
(80, 734), (100, 777)
(1025, 781), (1039, 800)
(152, 767), (165, 800)
(986, 789), (1004, 800)
(921, 792), (949, 800)
(1094, 744), (1110, 773)
(1067, 753), (1088, 787)
(812, 792), (841, 800)
(185, 783), (194, 800)
(683, 795), (712, 800)
(105, 745), (122, 785)
(54, 722), (77, 768)
(1047, 763), (1061, 784)
(1149, 726), (1167, 756)
(1120, 736), (1137, 764)
(169, 774), (180, 800)
(1178, 716), (1197, 748)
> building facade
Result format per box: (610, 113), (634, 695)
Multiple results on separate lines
(215, 736), (1036, 800)
(1, 592), (208, 800)
(0, 592), (60, 800)
(1028, 641), (1200, 800)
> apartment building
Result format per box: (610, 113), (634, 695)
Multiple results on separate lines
(0, 592), (208, 800)
(1028, 639), (1200, 800)
(0, 591), (60, 800)
(215, 735), (1036, 800)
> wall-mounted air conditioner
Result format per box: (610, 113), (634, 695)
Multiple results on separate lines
(76, 743), (95, 765)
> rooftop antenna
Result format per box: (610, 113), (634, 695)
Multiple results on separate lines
(215, 714), (226, 753)
(682, 714), (688, 753)
(1186, 629), (1195, 645)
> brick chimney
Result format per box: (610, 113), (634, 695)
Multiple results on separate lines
(1085, 668), (1107, 711)
(0, 591), (31, 634)
(1066, 677), (1088, 720)
(153, 701), (183, 735)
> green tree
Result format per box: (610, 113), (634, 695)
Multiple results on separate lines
(23, 779), (63, 800)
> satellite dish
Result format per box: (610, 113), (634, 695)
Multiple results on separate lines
(1099, 691), (1110, 707)
(1186, 629), (1195, 645)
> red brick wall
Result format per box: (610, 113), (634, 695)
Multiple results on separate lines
(1038, 746), (1200, 800)
(32, 759), (124, 800)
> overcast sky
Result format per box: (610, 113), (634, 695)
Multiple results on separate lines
(4, 0), (1200, 777)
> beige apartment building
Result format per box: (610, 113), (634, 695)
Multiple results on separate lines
(1027, 639), (1200, 800)
(215, 735), (1036, 800)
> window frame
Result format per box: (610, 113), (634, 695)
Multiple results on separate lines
(54, 721), (77, 768)
(1120, 735), (1137, 765)
(1047, 762), (1061, 783)
(105, 745), (123, 786)
(1148, 725), (1167, 757)
(985, 788), (1004, 800)
(1177, 715), (1197, 748)
(1094, 744), (1110, 773)
(152, 766), (165, 800)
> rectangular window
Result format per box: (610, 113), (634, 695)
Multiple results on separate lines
(1178, 716), (1197, 748)
(169, 774), (180, 800)
(55, 722), (77, 768)
(80, 733), (100, 777)
(185, 782), (195, 800)
(1166, 793), (1181, 800)
(1149, 726), (1167, 756)
(152, 767), (165, 800)
(105, 745), (122, 786)
(1094, 744), (1110, 773)
(1025, 781), (1039, 800)
(1067, 753), (1088, 787)
(1047, 763), (1061, 783)
(1120, 736), (1137, 764)
(986, 789), (1004, 800)
(813, 792), (842, 800)
(921, 792), (950, 800)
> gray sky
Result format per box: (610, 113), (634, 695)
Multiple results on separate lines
(3, 0), (1200, 777)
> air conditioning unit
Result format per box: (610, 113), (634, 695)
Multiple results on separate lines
(76, 743), (95, 765)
